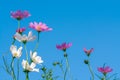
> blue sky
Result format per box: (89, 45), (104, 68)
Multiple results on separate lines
(0, 0), (120, 80)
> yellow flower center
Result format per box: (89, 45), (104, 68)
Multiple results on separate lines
(14, 52), (18, 57)
(36, 26), (41, 31)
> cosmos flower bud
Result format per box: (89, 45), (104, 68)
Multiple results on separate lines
(64, 53), (68, 57)
(53, 62), (60, 66)
(41, 74), (45, 78)
(41, 67), (46, 72)
(16, 28), (26, 34)
(84, 60), (89, 64)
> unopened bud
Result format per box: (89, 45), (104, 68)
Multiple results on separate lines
(41, 74), (45, 78)
(53, 62), (60, 66)
(64, 53), (68, 57)
(84, 60), (89, 64)
(41, 67), (46, 72)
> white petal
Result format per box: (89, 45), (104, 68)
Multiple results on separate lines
(10, 45), (17, 53)
(17, 46), (23, 58)
(14, 33), (22, 42)
(32, 68), (39, 72)
(10, 45), (17, 57)
(28, 36), (36, 41)
(22, 35), (28, 41)
(28, 31), (32, 38)
(32, 52), (37, 58)
(30, 62), (36, 69)
(27, 31), (36, 41)
(22, 60), (30, 70)
(22, 60), (26, 69)
(30, 50), (33, 59)
(36, 56), (43, 64)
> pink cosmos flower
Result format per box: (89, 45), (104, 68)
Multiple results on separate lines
(29, 22), (52, 32)
(11, 10), (31, 20)
(83, 48), (93, 56)
(56, 42), (72, 51)
(98, 66), (113, 74)
(16, 28), (26, 33)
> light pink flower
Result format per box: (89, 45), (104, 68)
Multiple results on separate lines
(83, 48), (93, 56)
(11, 10), (31, 20)
(29, 22), (52, 32)
(16, 28), (26, 33)
(56, 42), (72, 51)
(98, 66), (113, 74)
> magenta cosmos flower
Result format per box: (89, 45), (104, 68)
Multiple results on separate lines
(29, 22), (52, 32)
(11, 10), (31, 20)
(16, 28), (26, 34)
(98, 66), (113, 75)
(83, 48), (93, 56)
(56, 42), (72, 51)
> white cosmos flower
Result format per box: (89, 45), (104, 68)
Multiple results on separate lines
(10, 45), (23, 58)
(22, 59), (39, 72)
(30, 51), (43, 64)
(14, 31), (36, 43)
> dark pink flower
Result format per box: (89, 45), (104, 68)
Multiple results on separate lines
(98, 66), (113, 75)
(56, 42), (72, 51)
(83, 48), (93, 56)
(29, 22), (52, 32)
(16, 28), (26, 33)
(11, 10), (30, 20)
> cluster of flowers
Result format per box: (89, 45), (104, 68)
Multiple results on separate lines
(11, 10), (53, 72)
(4, 10), (53, 80)
(56, 43), (113, 80)
(3, 10), (114, 80)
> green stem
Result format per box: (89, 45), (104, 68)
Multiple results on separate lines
(43, 70), (47, 80)
(59, 64), (64, 75)
(17, 59), (20, 80)
(64, 67), (67, 80)
(45, 72), (48, 80)
(25, 72), (29, 80)
(33, 32), (40, 52)
(11, 57), (16, 80)
(18, 20), (20, 29)
(2, 56), (11, 75)
(64, 52), (72, 80)
(12, 39), (16, 45)
(102, 74), (106, 80)
(66, 57), (73, 80)
(60, 66), (66, 80)
(24, 44), (28, 61)
(87, 63), (94, 80)
(37, 32), (40, 42)
(2, 39), (16, 78)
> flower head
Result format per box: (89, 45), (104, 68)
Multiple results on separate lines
(29, 22), (52, 32)
(11, 10), (30, 20)
(10, 45), (23, 58)
(16, 28), (26, 34)
(56, 42), (72, 51)
(83, 48), (93, 56)
(14, 31), (36, 44)
(98, 66), (113, 75)
(30, 51), (43, 64)
(22, 60), (39, 72)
